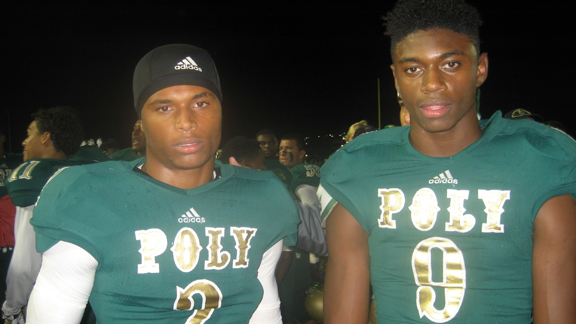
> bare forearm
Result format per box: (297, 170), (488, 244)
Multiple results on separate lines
(324, 256), (370, 324)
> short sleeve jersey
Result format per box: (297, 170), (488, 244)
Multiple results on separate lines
(0, 153), (22, 199)
(5, 149), (105, 207)
(289, 163), (321, 197)
(5, 158), (77, 207)
(319, 111), (576, 323)
(31, 160), (300, 324)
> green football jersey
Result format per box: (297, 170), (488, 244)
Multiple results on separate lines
(0, 153), (22, 198)
(70, 145), (112, 163)
(5, 147), (106, 207)
(288, 163), (320, 197)
(111, 147), (141, 161)
(319, 111), (576, 323)
(31, 160), (299, 324)
(5, 159), (77, 207)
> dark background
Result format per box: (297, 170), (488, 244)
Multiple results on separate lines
(2, 1), (574, 156)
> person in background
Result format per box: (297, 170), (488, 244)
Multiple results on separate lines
(110, 120), (146, 161)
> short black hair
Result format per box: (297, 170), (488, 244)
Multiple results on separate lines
(101, 138), (120, 151)
(219, 136), (262, 164)
(354, 125), (378, 138)
(255, 129), (277, 141)
(384, 0), (482, 55)
(280, 133), (305, 152)
(32, 106), (84, 157)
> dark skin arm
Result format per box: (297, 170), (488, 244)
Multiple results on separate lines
(324, 203), (371, 324)
(532, 194), (576, 324)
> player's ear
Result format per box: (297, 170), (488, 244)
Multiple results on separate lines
(391, 64), (400, 95)
(229, 156), (242, 167)
(476, 52), (488, 87)
(41, 132), (52, 146)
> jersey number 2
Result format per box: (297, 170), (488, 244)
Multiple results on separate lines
(174, 279), (223, 324)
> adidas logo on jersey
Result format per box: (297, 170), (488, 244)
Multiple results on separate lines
(428, 170), (458, 184)
(174, 56), (203, 72)
(178, 207), (206, 224)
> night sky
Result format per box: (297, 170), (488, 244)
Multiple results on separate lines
(2, 1), (574, 153)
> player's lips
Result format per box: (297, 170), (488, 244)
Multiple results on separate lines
(174, 139), (203, 153)
(419, 100), (450, 118)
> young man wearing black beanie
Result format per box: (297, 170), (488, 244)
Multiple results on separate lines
(27, 44), (299, 324)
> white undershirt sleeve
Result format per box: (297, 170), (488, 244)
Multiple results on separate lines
(295, 184), (320, 209)
(27, 241), (98, 324)
(249, 239), (283, 324)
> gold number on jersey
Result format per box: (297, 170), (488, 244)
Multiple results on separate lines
(175, 279), (223, 324)
(17, 160), (41, 180)
(377, 188), (405, 229)
(412, 237), (465, 323)
(8, 161), (41, 182)
(304, 165), (320, 177)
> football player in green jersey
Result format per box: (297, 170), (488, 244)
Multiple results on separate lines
(111, 120), (147, 161)
(3, 106), (84, 324)
(321, 0), (576, 323)
(279, 134), (325, 324)
(256, 129), (293, 188)
(27, 44), (299, 324)
(279, 134), (321, 202)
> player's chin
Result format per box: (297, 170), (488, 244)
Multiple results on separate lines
(175, 153), (216, 170)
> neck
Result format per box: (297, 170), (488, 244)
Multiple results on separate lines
(409, 114), (483, 158)
(42, 149), (69, 160)
(142, 157), (216, 190)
